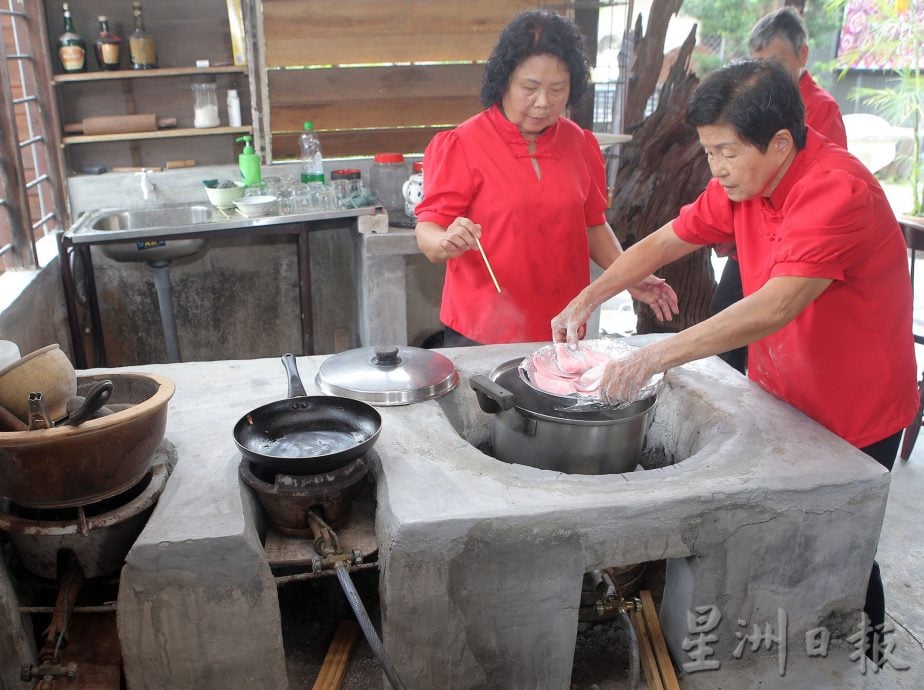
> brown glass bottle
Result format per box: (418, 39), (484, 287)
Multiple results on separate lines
(129, 2), (157, 70)
(93, 16), (122, 71)
(56, 3), (87, 73)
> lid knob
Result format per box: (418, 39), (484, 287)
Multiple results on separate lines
(372, 346), (400, 367)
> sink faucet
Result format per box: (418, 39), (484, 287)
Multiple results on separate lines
(138, 169), (157, 202)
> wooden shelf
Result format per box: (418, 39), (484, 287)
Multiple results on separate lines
(52, 65), (246, 84)
(62, 126), (251, 145)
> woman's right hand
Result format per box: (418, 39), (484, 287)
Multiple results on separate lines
(438, 217), (482, 259)
(551, 292), (594, 348)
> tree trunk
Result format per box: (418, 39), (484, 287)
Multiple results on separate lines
(609, 10), (715, 334)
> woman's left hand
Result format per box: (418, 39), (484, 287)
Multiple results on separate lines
(627, 276), (679, 322)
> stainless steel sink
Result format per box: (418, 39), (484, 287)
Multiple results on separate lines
(89, 205), (212, 263)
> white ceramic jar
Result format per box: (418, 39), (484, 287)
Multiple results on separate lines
(402, 172), (423, 219)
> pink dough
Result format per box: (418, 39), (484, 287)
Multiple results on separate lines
(530, 366), (578, 395)
(530, 346), (610, 396)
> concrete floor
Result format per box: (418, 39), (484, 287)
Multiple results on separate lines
(871, 442), (924, 687)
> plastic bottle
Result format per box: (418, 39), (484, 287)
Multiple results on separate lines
(227, 89), (242, 128)
(236, 135), (262, 187)
(299, 121), (324, 184)
(370, 152), (407, 220)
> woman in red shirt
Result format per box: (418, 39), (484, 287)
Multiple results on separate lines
(415, 9), (677, 346)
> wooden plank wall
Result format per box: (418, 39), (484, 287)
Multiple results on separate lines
(262, 0), (547, 160)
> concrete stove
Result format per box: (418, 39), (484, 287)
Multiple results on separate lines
(0, 337), (891, 688)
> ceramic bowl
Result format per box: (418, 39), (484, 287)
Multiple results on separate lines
(205, 183), (246, 208)
(234, 195), (277, 217)
(0, 343), (77, 424)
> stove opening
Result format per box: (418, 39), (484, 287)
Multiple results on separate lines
(572, 559), (673, 689)
(441, 377), (712, 475)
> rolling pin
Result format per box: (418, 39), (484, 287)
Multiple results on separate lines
(63, 114), (178, 135)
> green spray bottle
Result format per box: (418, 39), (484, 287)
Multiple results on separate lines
(236, 135), (262, 187)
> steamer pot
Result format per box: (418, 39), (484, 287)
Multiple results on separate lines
(470, 358), (656, 475)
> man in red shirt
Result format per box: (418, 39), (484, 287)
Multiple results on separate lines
(552, 59), (918, 657)
(712, 7), (848, 373)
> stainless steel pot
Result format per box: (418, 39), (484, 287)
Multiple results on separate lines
(470, 358), (656, 475)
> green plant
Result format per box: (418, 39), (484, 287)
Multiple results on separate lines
(830, 0), (923, 215)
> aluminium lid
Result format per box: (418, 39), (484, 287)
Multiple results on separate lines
(316, 345), (458, 406)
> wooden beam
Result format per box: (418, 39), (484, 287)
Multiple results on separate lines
(631, 608), (665, 690)
(271, 96), (482, 132)
(268, 63), (484, 104)
(272, 126), (454, 159)
(262, 0), (536, 67)
(312, 620), (361, 690)
(640, 590), (680, 690)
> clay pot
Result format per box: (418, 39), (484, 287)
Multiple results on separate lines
(0, 372), (174, 508)
(0, 344), (77, 423)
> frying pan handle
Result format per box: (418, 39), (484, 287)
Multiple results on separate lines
(65, 379), (113, 426)
(282, 353), (308, 398)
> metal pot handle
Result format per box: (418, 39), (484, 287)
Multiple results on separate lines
(469, 375), (515, 414)
(282, 353), (308, 398)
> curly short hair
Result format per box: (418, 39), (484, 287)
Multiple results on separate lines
(480, 9), (591, 109)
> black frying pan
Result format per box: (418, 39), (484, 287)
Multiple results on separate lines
(233, 354), (382, 474)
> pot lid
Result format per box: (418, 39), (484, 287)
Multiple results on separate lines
(316, 346), (458, 406)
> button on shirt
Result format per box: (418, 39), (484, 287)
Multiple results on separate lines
(416, 105), (609, 344)
(674, 129), (918, 447)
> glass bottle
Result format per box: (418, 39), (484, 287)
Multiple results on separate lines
(56, 3), (87, 74)
(93, 16), (122, 71)
(191, 79), (220, 128)
(129, 2), (157, 70)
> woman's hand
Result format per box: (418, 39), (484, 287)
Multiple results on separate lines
(551, 294), (593, 348)
(599, 347), (659, 404)
(627, 276), (679, 322)
(438, 217), (482, 259)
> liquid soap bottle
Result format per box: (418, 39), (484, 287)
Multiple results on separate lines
(236, 135), (261, 187)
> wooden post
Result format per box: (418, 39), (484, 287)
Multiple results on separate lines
(312, 620), (361, 690)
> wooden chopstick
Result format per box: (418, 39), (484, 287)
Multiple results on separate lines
(475, 237), (501, 293)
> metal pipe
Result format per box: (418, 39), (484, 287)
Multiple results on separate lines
(19, 604), (117, 614)
(274, 560), (378, 586)
(149, 260), (181, 363)
(334, 561), (406, 690)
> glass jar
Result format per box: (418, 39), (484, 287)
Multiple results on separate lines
(369, 153), (407, 220)
(191, 80), (220, 128)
